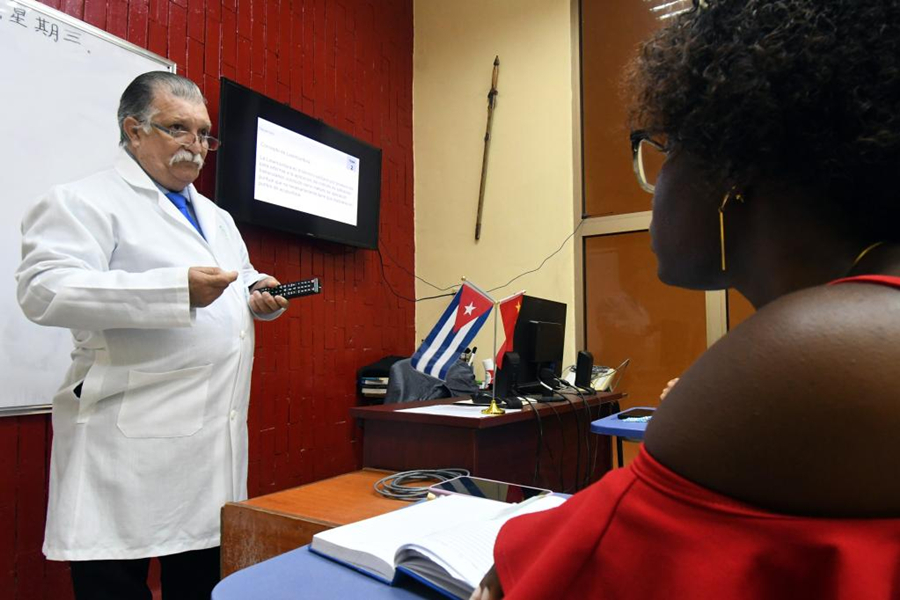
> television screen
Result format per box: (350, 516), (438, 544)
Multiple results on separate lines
(215, 78), (382, 249)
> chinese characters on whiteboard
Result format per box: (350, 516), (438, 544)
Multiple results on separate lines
(3, 6), (82, 44)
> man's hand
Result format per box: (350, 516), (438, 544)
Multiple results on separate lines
(189, 267), (238, 307)
(249, 277), (290, 315)
(470, 565), (504, 600)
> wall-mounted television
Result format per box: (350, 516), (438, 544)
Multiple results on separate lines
(215, 78), (382, 249)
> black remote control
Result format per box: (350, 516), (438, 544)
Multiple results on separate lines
(257, 278), (321, 299)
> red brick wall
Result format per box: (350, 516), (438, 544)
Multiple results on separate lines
(1, 0), (414, 597)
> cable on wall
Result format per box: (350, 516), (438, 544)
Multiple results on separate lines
(375, 219), (586, 302)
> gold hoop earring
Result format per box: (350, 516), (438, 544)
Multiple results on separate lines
(718, 186), (744, 271)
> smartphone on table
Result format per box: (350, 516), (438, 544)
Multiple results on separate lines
(428, 476), (551, 503)
(616, 407), (656, 420)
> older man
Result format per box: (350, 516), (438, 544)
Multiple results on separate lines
(16, 71), (288, 599)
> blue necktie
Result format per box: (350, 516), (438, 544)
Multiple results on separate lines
(165, 192), (204, 238)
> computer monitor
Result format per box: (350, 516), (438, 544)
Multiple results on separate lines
(496, 295), (567, 397)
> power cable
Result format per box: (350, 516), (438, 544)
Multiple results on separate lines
(542, 400), (566, 492)
(558, 391), (582, 493)
(566, 382), (595, 489)
(519, 395), (544, 487)
(377, 243), (457, 293)
(487, 219), (585, 294)
(375, 246), (455, 303)
(373, 468), (470, 501)
(375, 219), (586, 302)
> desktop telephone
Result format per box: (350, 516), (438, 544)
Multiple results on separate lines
(564, 359), (629, 392)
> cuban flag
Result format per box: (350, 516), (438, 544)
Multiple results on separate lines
(412, 282), (494, 380)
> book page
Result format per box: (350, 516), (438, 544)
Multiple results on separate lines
(396, 404), (521, 418)
(310, 494), (509, 582)
(395, 495), (567, 592)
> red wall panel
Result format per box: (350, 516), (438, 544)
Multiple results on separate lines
(1, 0), (414, 597)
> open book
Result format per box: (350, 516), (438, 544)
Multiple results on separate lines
(310, 493), (565, 599)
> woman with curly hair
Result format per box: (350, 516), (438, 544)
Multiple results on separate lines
(472, 1), (900, 598)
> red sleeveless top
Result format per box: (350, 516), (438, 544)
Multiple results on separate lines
(494, 275), (900, 600)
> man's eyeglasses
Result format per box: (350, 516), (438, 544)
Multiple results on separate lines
(630, 130), (667, 193)
(150, 122), (221, 151)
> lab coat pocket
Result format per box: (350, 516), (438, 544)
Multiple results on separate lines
(51, 380), (84, 425)
(52, 380), (82, 402)
(117, 364), (212, 438)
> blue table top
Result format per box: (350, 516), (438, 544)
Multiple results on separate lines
(589, 406), (655, 441)
(213, 544), (447, 600)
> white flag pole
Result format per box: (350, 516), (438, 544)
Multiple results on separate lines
(482, 298), (505, 415)
(493, 300), (497, 400)
(460, 277), (496, 304)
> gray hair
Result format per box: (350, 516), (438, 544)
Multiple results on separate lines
(117, 72), (205, 146)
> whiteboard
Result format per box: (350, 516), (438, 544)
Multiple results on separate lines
(0, 0), (174, 414)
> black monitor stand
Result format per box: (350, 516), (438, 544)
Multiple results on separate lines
(494, 352), (520, 399)
(512, 381), (561, 403)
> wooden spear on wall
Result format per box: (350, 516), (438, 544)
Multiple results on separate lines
(474, 55), (500, 241)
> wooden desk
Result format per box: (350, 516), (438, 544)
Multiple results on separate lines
(350, 392), (623, 493)
(220, 469), (406, 577)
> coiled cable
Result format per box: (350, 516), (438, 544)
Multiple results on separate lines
(373, 468), (471, 501)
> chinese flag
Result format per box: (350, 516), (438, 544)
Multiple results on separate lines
(495, 291), (525, 369)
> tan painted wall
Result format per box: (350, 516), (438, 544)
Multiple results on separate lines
(413, 0), (579, 381)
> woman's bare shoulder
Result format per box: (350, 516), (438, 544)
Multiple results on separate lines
(644, 281), (900, 516)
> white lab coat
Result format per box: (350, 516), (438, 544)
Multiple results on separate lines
(16, 150), (281, 561)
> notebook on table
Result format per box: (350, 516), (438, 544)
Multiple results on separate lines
(309, 493), (565, 599)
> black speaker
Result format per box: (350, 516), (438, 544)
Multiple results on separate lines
(494, 352), (520, 398)
(575, 350), (594, 388)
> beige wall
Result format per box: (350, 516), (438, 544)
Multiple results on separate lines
(413, 0), (579, 381)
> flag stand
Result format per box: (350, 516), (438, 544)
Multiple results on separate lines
(482, 299), (505, 415)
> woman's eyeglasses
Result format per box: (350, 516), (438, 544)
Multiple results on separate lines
(630, 130), (667, 193)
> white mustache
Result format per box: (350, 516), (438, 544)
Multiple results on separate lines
(170, 149), (204, 168)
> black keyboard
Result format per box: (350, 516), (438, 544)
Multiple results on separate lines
(257, 278), (321, 299)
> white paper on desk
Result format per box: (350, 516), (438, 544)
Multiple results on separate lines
(397, 404), (522, 418)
